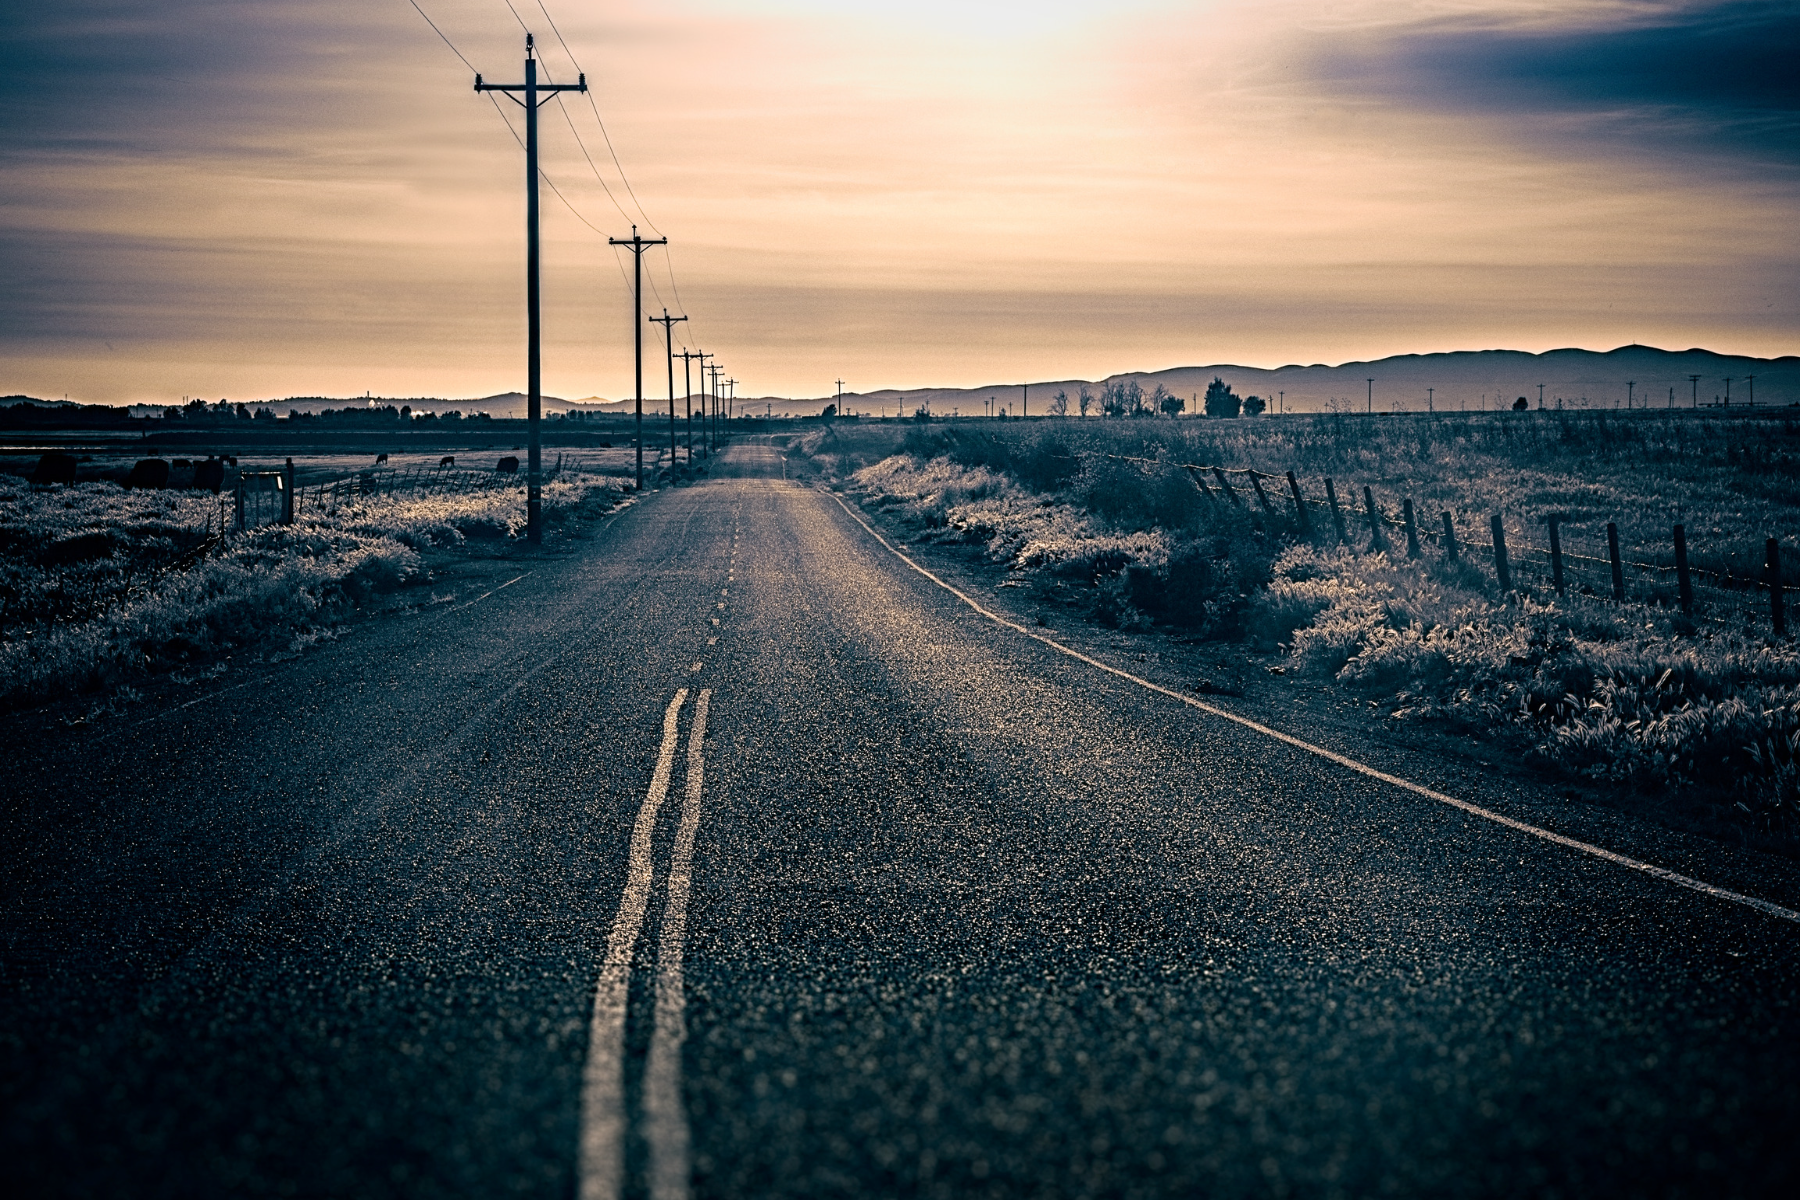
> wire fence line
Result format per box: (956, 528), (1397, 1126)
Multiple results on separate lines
(231, 454), (620, 530)
(1082, 451), (1795, 637)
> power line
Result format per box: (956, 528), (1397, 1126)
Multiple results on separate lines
(406, 0), (478, 72)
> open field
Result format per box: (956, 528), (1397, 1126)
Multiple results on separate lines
(0, 461), (640, 713)
(798, 410), (1800, 843)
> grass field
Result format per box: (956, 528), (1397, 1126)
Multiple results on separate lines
(0, 464), (632, 713)
(800, 410), (1800, 842)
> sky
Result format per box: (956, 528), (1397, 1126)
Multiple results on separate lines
(1, 0), (1795, 404)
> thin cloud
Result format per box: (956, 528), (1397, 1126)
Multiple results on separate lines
(1300, 1), (1800, 165)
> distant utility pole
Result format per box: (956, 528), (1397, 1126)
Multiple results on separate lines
(706, 364), (722, 439)
(474, 34), (586, 543)
(1426, 387), (1433, 413)
(1724, 377), (1733, 406)
(694, 352), (714, 450)
(649, 308), (687, 468)
(609, 224), (668, 489)
(1689, 374), (1701, 407)
(1022, 382), (1028, 418)
(1278, 391), (1284, 414)
(1367, 378), (1374, 414)
(1537, 383), (1546, 409)
(677, 349), (702, 461)
(726, 378), (737, 421)
(1627, 381), (1635, 409)
(835, 378), (844, 414)
(1747, 374), (1755, 406)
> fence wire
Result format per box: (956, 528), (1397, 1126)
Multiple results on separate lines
(1082, 451), (1796, 637)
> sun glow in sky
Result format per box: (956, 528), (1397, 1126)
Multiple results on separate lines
(1, 1), (1795, 403)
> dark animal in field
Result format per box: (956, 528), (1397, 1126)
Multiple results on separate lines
(375, 453), (389, 466)
(439, 456), (455, 468)
(1512, 396), (1529, 411)
(598, 442), (612, 449)
(30, 453), (77, 486)
(172, 459), (191, 469)
(126, 459), (171, 489)
(497, 456), (520, 474)
(223, 456), (237, 467)
(193, 458), (227, 493)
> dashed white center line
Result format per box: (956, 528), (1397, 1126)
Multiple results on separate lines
(580, 690), (687, 1200)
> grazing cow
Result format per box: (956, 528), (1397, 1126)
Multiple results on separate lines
(375, 453), (389, 466)
(126, 459), (171, 489)
(439, 456), (455, 468)
(193, 457), (227, 493)
(221, 455), (237, 467)
(30, 453), (78, 486)
(496, 456), (520, 474)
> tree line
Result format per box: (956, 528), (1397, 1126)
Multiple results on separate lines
(1046, 377), (1266, 418)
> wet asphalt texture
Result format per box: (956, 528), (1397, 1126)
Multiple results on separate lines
(3, 442), (1797, 1199)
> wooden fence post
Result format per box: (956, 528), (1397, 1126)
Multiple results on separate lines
(1607, 522), (1624, 601)
(1325, 478), (1348, 543)
(1673, 524), (1693, 616)
(1402, 498), (1420, 559)
(1769, 537), (1786, 637)
(1186, 466), (1215, 501)
(1212, 467), (1241, 506)
(1491, 515), (1512, 595)
(1441, 512), (1458, 560)
(1286, 471), (1311, 534)
(1249, 472), (1275, 516)
(1547, 516), (1565, 595)
(1363, 486), (1386, 550)
(234, 478), (246, 531)
(282, 458), (295, 525)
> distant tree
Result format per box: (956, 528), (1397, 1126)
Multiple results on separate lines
(913, 404), (931, 421)
(1512, 396), (1529, 411)
(1203, 376), (1241, 418)
(1153, 384), (1183, 416)
(1123, 380), (1147, 416)
(1078, 386), (1094, 418)
(1241, 394), (1267, 416)
(821, 403), (837, 418)
(1101, 382), (1127, 417)
(1049, 389), (1069, 417)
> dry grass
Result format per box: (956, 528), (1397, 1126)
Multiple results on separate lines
(0, 472), (630, 709)
(831, 410), (1800, 838)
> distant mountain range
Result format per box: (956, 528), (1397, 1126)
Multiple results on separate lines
(794, 346), (1799, 417)
(10, 346), (1796, 418)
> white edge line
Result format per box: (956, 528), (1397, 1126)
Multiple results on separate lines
(440, 571), (532, 616)
(579, 688), (690, 1200)
(825, 491), (1800, 925)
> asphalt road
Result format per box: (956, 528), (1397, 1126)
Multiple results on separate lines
(4, 441), (1798, 1199)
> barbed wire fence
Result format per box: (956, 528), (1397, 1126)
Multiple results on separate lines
(1091, 452), (1794, 638)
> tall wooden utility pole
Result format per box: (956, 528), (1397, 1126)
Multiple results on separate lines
(649, 308), (687, 470)
(609, 225), (667, 489)
(677, 349), (703, 461)
(1366, 378), (1374, 414)
(474, 35), (586, 543)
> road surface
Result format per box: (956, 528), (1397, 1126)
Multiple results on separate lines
(4, 441), (1797, 1198)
